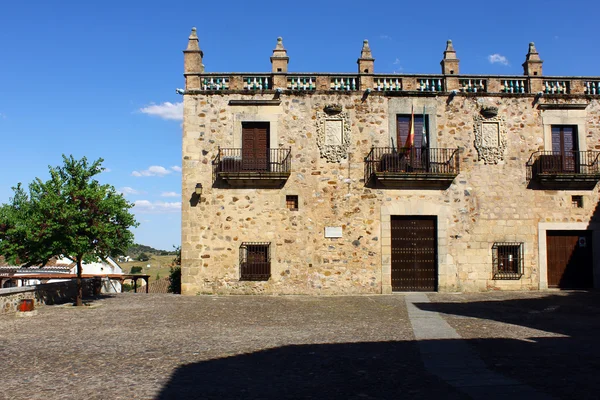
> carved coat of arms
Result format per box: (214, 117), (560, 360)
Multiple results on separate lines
(473, 107), (507, 164)
(316, 104), (351, 163)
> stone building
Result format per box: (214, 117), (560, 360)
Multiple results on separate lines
(180, 28), (600, 295)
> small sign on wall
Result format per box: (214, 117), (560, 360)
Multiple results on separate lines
(325, 226), (343, 238)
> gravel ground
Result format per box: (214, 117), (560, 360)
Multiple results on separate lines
(1, 291), (597, 400)
(426, 291), (600, 400)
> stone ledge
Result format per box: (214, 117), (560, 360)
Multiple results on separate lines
(0, 286), (36, 296)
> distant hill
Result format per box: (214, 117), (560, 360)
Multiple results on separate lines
(127, 244), (176, 258)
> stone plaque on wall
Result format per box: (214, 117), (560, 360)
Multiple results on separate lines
(325, 227), (343, 238)
(325, 120), (343, 146)
(316, 105), (350, 163)
(474, 115), (507, 164)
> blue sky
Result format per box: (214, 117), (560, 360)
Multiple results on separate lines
(0, 0), (598, 250)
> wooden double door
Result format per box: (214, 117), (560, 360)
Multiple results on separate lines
(391, 216), (437, 291)
(242, 122), (270, 171)
(547, 230), (593, 289)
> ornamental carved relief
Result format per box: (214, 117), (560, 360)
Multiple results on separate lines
(316, 105), (351, 163)
(473, 113), (507, 164)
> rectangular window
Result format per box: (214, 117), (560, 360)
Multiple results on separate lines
(397, 114), (429, 149)
(286, 195), (298, 211)
(240, 242), (271, 281)
(492, 242), (524, 280)
(571, 195), (583, 208)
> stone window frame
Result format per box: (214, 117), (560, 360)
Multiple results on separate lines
(232, 111), (280, 149)
(387, 99), (438, 148)
(491, 242), (524, 280)
(540, 109), (587, 152)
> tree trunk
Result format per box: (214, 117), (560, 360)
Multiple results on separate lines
(76, 258), (83, 306)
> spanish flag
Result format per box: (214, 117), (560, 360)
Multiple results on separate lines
(404, 105), (415, 148)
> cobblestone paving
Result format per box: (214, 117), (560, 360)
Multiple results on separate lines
(1, 292), (597, 399)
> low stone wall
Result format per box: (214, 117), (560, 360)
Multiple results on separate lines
(0, 279), (100, 314)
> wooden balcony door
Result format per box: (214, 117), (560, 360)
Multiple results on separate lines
(551, 125), (578, 172)
(242, 122), (270, 171)
(397, 115), (429, 171)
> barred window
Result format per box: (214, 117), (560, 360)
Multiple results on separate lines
(286, 195), (299, 211)
(240, 242), (271, 281)
(492, 242), (523, 280)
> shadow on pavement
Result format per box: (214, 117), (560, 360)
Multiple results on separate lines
(413, 291), (600, 400)
(157, 292), (600, 399)
(157, 340), (469, 400)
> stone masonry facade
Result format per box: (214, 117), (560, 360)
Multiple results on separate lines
(181, 28), (600, 294)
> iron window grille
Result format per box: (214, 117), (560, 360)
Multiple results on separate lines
(240, 242), (271, 281)
(492, 242), (524, 280)
(286, 195), (299, 211)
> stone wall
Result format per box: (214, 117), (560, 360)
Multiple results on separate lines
(0, 279), (100, 314)
(182, 92), (600, 294)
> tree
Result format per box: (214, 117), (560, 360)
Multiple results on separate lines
(0, 155), (138, 306)
(137, 252), (150, 262)
(168, 246), (181, 294)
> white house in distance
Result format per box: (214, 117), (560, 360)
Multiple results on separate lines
(0, 256), (124, 293)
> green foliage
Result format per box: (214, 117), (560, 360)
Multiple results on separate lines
(130, 266), (143, 274)
(155, 272), (160, 281)
(137, 252), (150, 262)
(168, 266), (181, 294)
(0, 155), (138, 304)
(172, 245), (181, 266)
(127, 243), (175, 258)
(122, 283), (134, 292)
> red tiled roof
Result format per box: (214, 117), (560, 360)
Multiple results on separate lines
(0, 256), (75, 271)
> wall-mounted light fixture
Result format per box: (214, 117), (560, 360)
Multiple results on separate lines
(274, 87), (283, 99)
(176, 88), (185, 95)
(195, 183), (203, 197)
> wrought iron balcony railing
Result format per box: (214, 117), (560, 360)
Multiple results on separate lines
(364, 146), (460, 187)
(526, 150), (600, 181)
(213, 148), (291, 181)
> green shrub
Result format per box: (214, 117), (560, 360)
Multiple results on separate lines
(168, 266), (181, 294)
(130, 266), (143, 274)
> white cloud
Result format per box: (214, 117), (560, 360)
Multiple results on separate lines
(134, 200), (181, 214)
(161, 191), (179, 197)
(120, 187), (141, 196)
(139, 101), (183, 121)
(380, 35), (391, 40)
(170, 166), (182, 172)
(132, 165), (172, 177)
(393, 58), (401, 65)
(488, 53), (509, 66)
(0, 113), (6, 119)
(102, 168), (112, 173)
